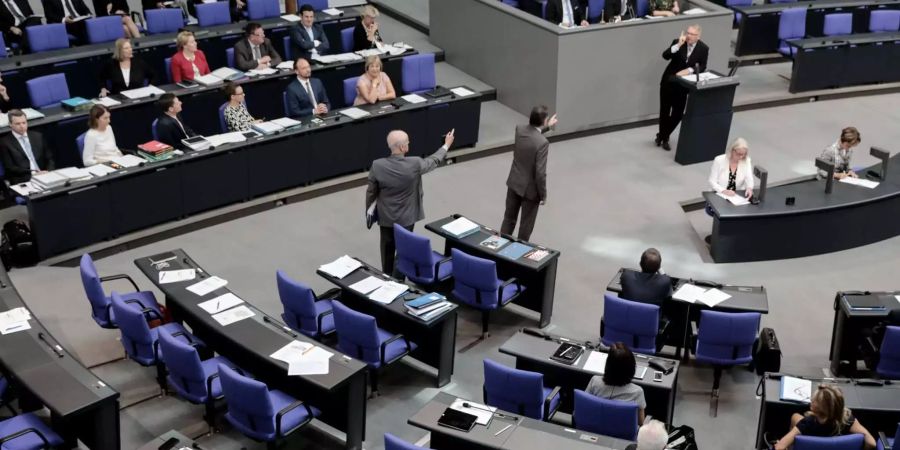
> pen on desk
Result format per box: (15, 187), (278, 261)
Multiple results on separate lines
(159, 272), (167, 282)
(302, 345), (316, 355)
(494, 424), (512, 436)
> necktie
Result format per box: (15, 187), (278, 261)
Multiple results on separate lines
(621, 0), (627, 16)
(63, 0), (79, 18)
(18, 135), (39, 171)
(687, 44), (694, 58)
(562, 0), (573, 24)
(305, 80), (317, 107)
(5, 0), (25, 25)
(252, 45), (261, 61)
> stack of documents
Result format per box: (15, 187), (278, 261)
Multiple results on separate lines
(319, 255), (362, 279)
(0, 108), (44, 128)
(55, 167), (93, 182)
(672, 283), (732, 307)
(368, 281), (408, 304)
(121, 85), (165, 100)
(312, 53), (362, 64)
(111, 154), (147, 168)
(251, 117), (302, 135)
(338, 107), (371, 120)
(400, 94), (427, 104)
(322, 7), (342, 16)
(92, 97), (121, 107)
(839, 177), (879, 189)
(349, 276), (386, 294)
(716, 191), (750, 206)
(497, 242), (533, 260)
(280, 13), (301, 21)
(247, 67), (278, 76)
(9, 182), (43, 197)
(0, 307), (32, 335)
(206, 132), (248, 147)
(270, 340), (334, 376)
(86, 164), (118, 177)
(450, 87), (476, 97)
(405, 293), (452, 321)
(194, 67), (245, 86)
(780, 376), (812, 403)
(441, 217), (480, 238)
(31, 172), (68, 189)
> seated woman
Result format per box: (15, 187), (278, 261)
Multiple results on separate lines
(98, 38), (157, 97)
(103, 0), (141, 38)
(222, 82), (260, 132)
(353, 5), (383, 51)
(353, 55), (396, 106)
(817, 126), (861, 180)
(775, 385), (876, 450)
(82, 105), (124, 167)
(708, 137), (754, 199)
(171, 31), (210, 83)
(585, 342), (647, 425)
(650, 0), (679, 16)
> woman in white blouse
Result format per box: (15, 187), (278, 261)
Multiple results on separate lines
(82, 105), (124, 167)
(708, 137), (754, 199)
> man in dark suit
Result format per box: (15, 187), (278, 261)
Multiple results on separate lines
(289, 4), (330, 61)
(41, 0), (92, 42)
(0, 110), (55, 184)
(154, 94), (196, 151)
(620, 248), (672, 307)
(500, 105), (557, 242)
(233, 22), (283, 72)
(0, 0), (41, 51)
(545, 0), (588, 27)
(285, 57), (330, 119)
(656, 24), (709, 150)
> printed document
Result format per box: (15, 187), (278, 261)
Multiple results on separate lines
(211, 305), (254, 326)
(672, 283), (706, 303)
(583, 351), (608, 374)
(350, 276), (386, 294)
(369, 281), (408, 304)
(319, 255), (362, 279)
(198, 293), (244, 314)
(186, 276), (228, 296)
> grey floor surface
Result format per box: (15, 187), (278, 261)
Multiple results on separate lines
(10, 92), (900, 449)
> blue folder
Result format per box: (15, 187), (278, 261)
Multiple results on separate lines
(498, 242), (532, 260)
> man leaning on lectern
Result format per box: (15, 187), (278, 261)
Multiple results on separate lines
(656, 24), (708, 151)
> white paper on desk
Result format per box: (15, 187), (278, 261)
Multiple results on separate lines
(451, 87), (476, 97)
(248, 67), (278, 76)
(280, 14), (301, 21)
(111, 154), (146, 168)
(682, 7), (706, 14)
(10, 182), (42, 196)
(319, 255), (362, 279)
(369, 281), (407, 304)
(159, 268), (196, 284)
(672, 283), (706, 303)
(270, 340), (333, 376)
(322, 7), (342, 16)
(86, 164), (118, 177)
(697, 288), (731, 307)
(780, 376), (812, 403)
(92, 97), (121, 107)
(276, 61), (295, 70)
(270, 117), (302, 128)
(450, 399), (495, 426)
(338, 107), (371, 120)
(716, 192), (751, 206)
(895, 295), (900, 304)
(198, 292), (244, 314)
(839, 177), (879, 189)
(206, 132), (247, 147)
(401, 94), (427, 104)
(186, 276), (228, 296)
(22, 108), (45, 120)
(583, 350), (608, 374)
(0, 321), (31, 335)
(0, 307), (31, 325)
(350, 276), (386, 294)
(120, 85), (165, 99)
(211, 305), (254, 326)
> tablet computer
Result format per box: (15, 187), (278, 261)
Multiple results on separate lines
(437, 407), (477, 432)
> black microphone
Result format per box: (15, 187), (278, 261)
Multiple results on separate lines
(694, 63), (700, 83)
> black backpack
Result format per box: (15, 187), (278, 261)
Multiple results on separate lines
(667, 424), (699, 450)
(752, 327), (782, 375)
(0, 220), (38, 270)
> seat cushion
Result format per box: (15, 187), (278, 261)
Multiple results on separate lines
(371, 328), (418, 369)
(542, 386), (561, 419)
(268, 389), (321, 438)
(500, 282), (525, 305)
(0, 413), (65, 450)
(313, 299), (335, 335)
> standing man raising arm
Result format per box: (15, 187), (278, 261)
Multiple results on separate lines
(656, 24), (708, 151)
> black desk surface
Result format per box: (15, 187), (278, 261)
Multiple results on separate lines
(424, 215), (561, 272)
(788, 31), (900, 48)
(409, 391), (634, 450)
(763, 375), (900, 411)
(732, 0), (900, 15)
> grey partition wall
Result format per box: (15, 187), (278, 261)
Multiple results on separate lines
(430, 0), (733, 134)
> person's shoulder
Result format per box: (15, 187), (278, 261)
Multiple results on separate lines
(713, 153), (728, 163)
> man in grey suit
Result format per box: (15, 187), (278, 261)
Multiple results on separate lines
(367, 128), (455, 276)
(500, 106), (558, 241)
(233, 22), (282, 72)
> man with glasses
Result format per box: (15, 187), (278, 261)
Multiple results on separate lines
(233, 22), (282, 72)
(655, 24), (708, 151)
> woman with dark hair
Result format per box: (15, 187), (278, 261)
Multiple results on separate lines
(222, 82), (260, 132)
(775, 385), (876, 450)
(585, 342), (647, 424)
(82, 105), (124, 167)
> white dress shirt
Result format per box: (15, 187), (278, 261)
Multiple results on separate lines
(708, 153), (754, 193)
(83, 126), (123, 166)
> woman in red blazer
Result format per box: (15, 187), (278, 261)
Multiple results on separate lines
(171, 31), (211, 83)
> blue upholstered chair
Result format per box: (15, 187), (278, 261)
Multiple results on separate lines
(25, 24), (69, 53)
(218, 103), (229, 132)
(26, 74), (69, 109)
(695, 310), (760, 412)
(501, 0), (520, 8)
(823, 13), (853, 36)
(777, 7), (807, 58)
(572, 389), (639, 441)
(85, 16), (125, 44)
(636, 0), (649, 16)
(282, 92), (290, 117)
(80, 253), (164, 329)
(343, 76), (358, 107)
(0, 376), (14, 416)
(587, 0), (604, 22)
(482, 358), (560, 421)
(794, 434), (864, 450)
(770, 0), (797, 3)
(727, 0), (752, 25)
(0, 413), (64, 450)
(0, 34), (7, 58)
(299, 0), (327, 10)
(197, 1), (232, 27)
(451, 248), (523, 337)
(145, 8), (185, 34)
(332, 300), (416, 395)
(276, 270), (339, 339)
(76, 132), (86, 158)
(247, 0), (280, 19)
(542, 1), (548, 18)
(151, 119), (160, 141)
(400, 53), (436, 94)
(393, 224), (453, 286)
(218, 363), (320, 448)
(877, 423), (899, 450)
(869, 10), (900, 32)
(385, 433), (423, 450)
(226, 47), (235, 68)
(282, 35), (292, 61)
(340, 27), (354, 52)
(876, 326), (900, 379)
(601, 294), (663, 354)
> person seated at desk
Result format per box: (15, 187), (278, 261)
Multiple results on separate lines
(98, 38), (157, 97)
(100, 0), (141, 38)
(0, 79), (9, 112)
(353, 5), (383, 51)
(650, 0), (679, 17)
(82, 105), (124, 167)
(709, 137), (753, 199)
(625, 420), (669, 450)
(285, 57), (330, 119)
(353, 55), (395, 106)
(171, 31), (210, 84)
(605, 0), (637, 22)
(621, 248), (672, 308)
(222, 81), (260, 132)
(775, 385), (876, 450)
(142, 0), (195, 23)
(1, 0), (42, 52)
(233, 22), (282, 72)
(545, 0), (589, 28)
(586, 342), (647, 424)
(0, 109), (56, 184)
(41, 0), (93, 43)
(817, 126), (861, 180)
(155, 93), (196, 150)
(290, 4), (330, 61)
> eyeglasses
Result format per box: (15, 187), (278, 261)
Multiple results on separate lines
(252, 32), (264, 37)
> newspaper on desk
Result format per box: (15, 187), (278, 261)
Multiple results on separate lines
(270, 340), (334, 376)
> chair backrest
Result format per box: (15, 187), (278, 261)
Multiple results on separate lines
(25, 24), (69, 53)
(332, 300), (382, 365)
(726, 0), (751, 7)
(483, 358), (547, 419)
(158, 328), (209, 402)
(218, 363), (279, 439)
(542, 1), (547, 18)
(400, 53), (436, 94)
(384, 433), (420, 450)
(572, 389), (639, 441)
(226, 47), (235, 68)
(248, 0), (280, 19)
(276, 270), (321, 337)
(501, 0), (520, 7)
(695, 310), (760, 365)
(282, 35), (292, 61)
(86, 16), (126, 44)
(451, 248), (502, 309)
(770, 0), (797, 3)
(151, 118), (159, 141)
(300, 0), (328, 10)
(0, 33), (7, 58)
(823, 12), (852, 36)
(343, 76), (358, 107)
(794, 434), (864, 450)
(877, 326), (900, 379)
(27, 73), (70, 109)
(340, 27), (354, 52)
(218, 103), (228, 132)
(778, 7), (807, 40)
(282, 91), (290, 116)
(80, 254), (115, 327)
(636, 0), (649, 17)
(76, 132), (87, 156)
(394, 224), (439, 284)
(601, 294), (659, 354)
(145, 8), (184, 35)
(869, 9), (900, 32)
(197, 1), (232, 27)
(165, 57), (173, 83)
(587, 0), (604, 21)
(111, 291), (157, 365)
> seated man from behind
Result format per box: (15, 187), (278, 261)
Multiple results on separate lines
(620, 248), (672, 307)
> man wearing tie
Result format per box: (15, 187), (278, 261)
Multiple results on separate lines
(545, 0), (589, 27)
(41, 0), (92, 42)
(233, 22), (282, 72)
(656, 24), (708, 151)
(0, 0), (41, 52)
(285, 58), (330, 119)
(0, 110), (55, 184)
(155, 94), (197, 151)
(289, 4), (330, 61)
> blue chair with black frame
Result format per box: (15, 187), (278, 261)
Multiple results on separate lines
(342, 76), (358, 107)
(385, 433), (425, 450)
(823, 12), (853, 37)
(500, 0), (520, 8)
(450, 248), (523, 339)
(0, 412), (64, 450)
(393, 224), (452, 287)
(80, 253), (165, 330)
(300, 0), (327, 10)
(868, 10), (900, 32)
(483, 358), (560, 421)
(26, 74), (69, 109)
(876, 326), (900, 380)
(247, 0), (280, 19)
(777, 7), (807, 58)
(694, 309), (760, 416)
(400, 53), (436, 95)
(876, 422), (899, 450)
(600, 294), (667, 355)
(24, 24), (69, 53)
(226, 47), (235, 68)
(276, 270), (339, 339)
(144, 8), (185, 35)
(196, 1), (232, 27)
(572, 389), (639, 441)
(217, 363), (321, 449)
(332, 300), (416, 397)
(794, 434), (865, 450)
(726, 0), (752, 26)
(85, 16), (125, 44)
(587, 0), (604, 23)
(218, 103), (228, 133)
(0, 375), (16, 416)
(340, 26), (353, 52)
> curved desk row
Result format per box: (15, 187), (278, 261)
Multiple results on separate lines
(786, 32), (900, 93)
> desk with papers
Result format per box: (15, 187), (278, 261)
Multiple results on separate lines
(829, 291), (900, 377)
(134, 249), (369, 450)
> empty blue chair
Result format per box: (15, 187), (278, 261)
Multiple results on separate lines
(276, 270), (338, 338)
(385, 433), (422, 450)
(144, 8), (185, 35)
(25, 24), (69, 53)
(86, 16), (125, 44)
(80, 253), (164, 329)
(869, 10), (900, 32)
(451, 248), (523, 337)
(151, 119), (159, 141)
(587, 0), (604, 22)
(0, 413), (64, 450)
(483, 358), (560, 421)
(26, 74), (69, 109)
(197, 1), (231, 27)
(226, 47), (235, 68)
(601, 294), (662, 355)
(217, 363), (320, 447)
(298, 0), (327, 10)
(282, 35), (292, 61)
(824, 13), (853, 36)
(877, 423), (899, 450)
(400, 53), (436, 94)
(158, 328), (231, 430)
(247, 0), (280, 19)
(777, 7), (807, 57)
(0, 34), (6, 58)
(165, 57), (173, 83)
(394, 224), (452, 286)
(332, 300), (416, 395)
(727, 0), (752, 25)
(343, 76), (358, 106)
(340, 27), (354, 52)
(572, 389), (639, 441)
(876, 326), (900, 379)
(794, 434), (864, 450)
(695, 310), (760, 411)
(218, 103), (228, 132)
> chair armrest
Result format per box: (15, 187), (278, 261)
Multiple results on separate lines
(380, 334), (411, 366)
(543, 385), (561, 421)
(124, 298), (162, 320)
(0, 427), (50, 447)
(206, 373), (220, 400)
(275, 399), (314, 437)
(100, 273), (141, 292)
(878, 431), (892, 450)
(316, 309), (334, 335)
(317, 287), (342, 301)
(499, 277), (521, 297)
(435, 256), (452, 279)
(170, 330), (193, 344)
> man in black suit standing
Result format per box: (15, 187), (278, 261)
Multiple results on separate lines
(656, 24), (709, 151)
(620, 248), (672, 307)
(545, 0), (589, 27)
(232, 22), (283, 72)
(0, 110), (55, 184)
(41, 0), (93, 43)
(154, 94), (196, 151)
(0, 0), (41, 52)
(289, 4), (330, 61)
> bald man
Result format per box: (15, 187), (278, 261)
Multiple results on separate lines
(366, 129), (455, 276)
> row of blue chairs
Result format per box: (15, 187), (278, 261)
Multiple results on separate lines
(777, 9), (900, 58)
(0, 376), (65, 450)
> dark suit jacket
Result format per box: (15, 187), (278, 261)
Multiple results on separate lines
(289, 22), (330, 61)
(620, 269), (672, 307)
(605, 0), (636, 20)
(353, 20), (381, 52)
(545, 0), (587, 25)
(506, 124), (548, 202)
(97, 58), (157, 94)
(155, 114), (196, 150)
(42, 0), (92, 23)
(0, 0), (34, 32)
(0, 131), (56, 184)
(232, 37), (283, 72)
(285, 77), (330, 119)
(660, 38), (709, 85)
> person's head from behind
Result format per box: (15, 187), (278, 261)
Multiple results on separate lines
(728, 137), (750, 164)
(639, 248), (662, 274)
(636, 420), (668, 450)
(809, 385), (849, 435)
(7, 110), (27, 136)
(603, 342), (637, 387)
(246, 22), (264, 45)
(838, 127), (861, 150)
(685, 24), (701, 45)
(294, 57), (312, 79)
(529, 105), (550, 128)
(112, 38), (133, 61)
(224, 81), (244, 105)
(158, 93), (182, 115)
(89, 105), (111, 130)
(176, 31), (197, 52)
(362, 5), (379, 27)
(364, 55), (382, 78)
(386, 130), (410, 156)
(299, 4), (315, 27)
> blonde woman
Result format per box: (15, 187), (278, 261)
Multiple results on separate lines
(98, 39), (157, 97)
(709, 137), (753, 199)
(353, 56), (395, 106)
(171, 31), (210, 83)
(353, 5), (383, 51)
(775, 385), (876, 450)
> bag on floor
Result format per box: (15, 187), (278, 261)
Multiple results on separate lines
(0, 220), (37, 269)
(667, 424), (699, 450)
(752, 327), (782, 375)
